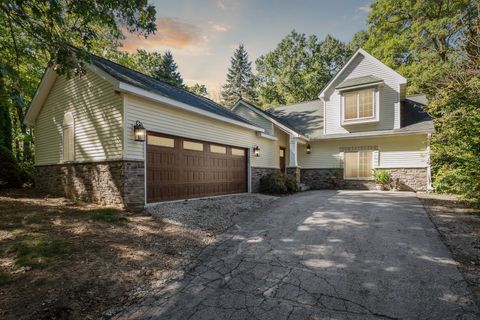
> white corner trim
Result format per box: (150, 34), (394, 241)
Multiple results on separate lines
(118, 83), (264, 133)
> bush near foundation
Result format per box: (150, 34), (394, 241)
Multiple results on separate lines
(259, 172), (299, 194)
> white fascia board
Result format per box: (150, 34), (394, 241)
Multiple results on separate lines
(117, 83), (264, 132)
(310, 130), (431, 141)
(318, 48), (407, 99)
(24, 67), (58, 126)
(233, 100), (309, 140)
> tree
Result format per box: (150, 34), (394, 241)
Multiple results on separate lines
(365, 0), (477, 93)
(255, 31), (351, 107)
(188, 83), (208, 97)
(221, 44), (257, 107)
(0, 0), (156, 170)
(153, 51), (184, 88)
(426, 7), (480, 202)
(348, 30), (369, 52)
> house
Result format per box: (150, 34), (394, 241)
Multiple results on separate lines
(24, 48), (433, 210)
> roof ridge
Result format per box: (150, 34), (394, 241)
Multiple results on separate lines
(86, 51), (255, 125)
(268, 99), (321, 110)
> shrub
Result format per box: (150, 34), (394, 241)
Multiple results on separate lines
(0, 146), (22, 188)
(259, 172), (298, 194)
(372, 169), (391, 185)
(284, 175), (300, 193)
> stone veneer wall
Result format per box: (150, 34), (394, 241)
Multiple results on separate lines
(35, 160), (145, 211)
(300, 167), (428, 191)
(385, 168), (428, 191)
(251, 167), (280, 192)
(286, 167), (301, 185)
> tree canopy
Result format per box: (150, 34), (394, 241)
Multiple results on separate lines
(364, 0), (477, 93)
(255, 31), (352, 107)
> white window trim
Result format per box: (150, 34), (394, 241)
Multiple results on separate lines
(343, 150), (374, 180)
(340, 87), (380, 126)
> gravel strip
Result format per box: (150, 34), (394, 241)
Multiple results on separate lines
(147, 193), (278, 234)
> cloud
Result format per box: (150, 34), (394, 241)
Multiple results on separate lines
(121, 17), (202, 52)
(209, 22), (229, 32)
(357, 4), (372, 14)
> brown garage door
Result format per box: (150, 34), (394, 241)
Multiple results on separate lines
(146, 132), (248, 203)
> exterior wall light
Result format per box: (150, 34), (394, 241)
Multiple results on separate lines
(253, 145), (260, 157)
(134, 120), (146, 142)
(306, 143), (311, 154)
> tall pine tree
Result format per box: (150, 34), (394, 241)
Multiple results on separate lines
(153, 51), (184, 88)
(221, 44), (257, 107)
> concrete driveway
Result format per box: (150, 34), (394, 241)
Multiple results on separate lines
(119, 191), (478, 319)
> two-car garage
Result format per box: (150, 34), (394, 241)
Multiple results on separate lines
(146, 132), (248, 203)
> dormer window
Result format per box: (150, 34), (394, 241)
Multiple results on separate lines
(337, 75), (382, 126)
(344, 88), (374, 121)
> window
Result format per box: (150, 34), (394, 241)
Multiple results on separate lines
(148, 136), (174, 148)
(183, 140), (204, 151)
(62, 112), (74, 161)
(231, 148), (245, 156)
(279, 148), (285, 157)
(344, 151), (372, 179)
(210, 145), (226, 154)
(343, 88), (374, 121)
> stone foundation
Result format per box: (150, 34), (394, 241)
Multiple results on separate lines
(300, 167), (428, 191)
(251, 167), (280, 192)
(286, 167), (301, 186)
(35, 160), (145, 211)
(385, 168), (428, 191)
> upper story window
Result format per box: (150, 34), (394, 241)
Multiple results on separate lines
(344, 88), (374, 120)
(340, 86), (380, 126)
(62, 112), (74, 161)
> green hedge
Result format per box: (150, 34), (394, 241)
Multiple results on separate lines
(259, 172), (299, 194)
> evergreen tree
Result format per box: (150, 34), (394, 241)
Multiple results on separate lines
(188, 83), (208, 97)
(221, 44), (257, 107)
(153, 51), (184, 88)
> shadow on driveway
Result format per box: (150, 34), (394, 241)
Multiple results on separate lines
(116, 190), (479, 320)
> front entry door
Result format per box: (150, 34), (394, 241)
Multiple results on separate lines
(279, 147), (286, 173)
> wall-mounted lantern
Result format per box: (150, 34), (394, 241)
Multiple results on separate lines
(134, 120), (146, 142)
(306, 143), (311, 154)
(253, 145), (260, 157)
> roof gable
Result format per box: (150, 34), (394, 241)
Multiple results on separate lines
(318, 48), (407, 99)
(25, 54), (262, 132)
(232, 99), (307, 138)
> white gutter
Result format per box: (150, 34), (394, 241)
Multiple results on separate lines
(310, 130), (433, 141)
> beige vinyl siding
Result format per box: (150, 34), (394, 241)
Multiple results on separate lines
(298, 134), (428, 169)
(35, 70), (123, 165)
(232, 104), (274, 135)
(324, 54), (400, 134)
(124, 95), (285, 168)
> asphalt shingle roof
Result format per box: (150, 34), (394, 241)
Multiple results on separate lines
(267, 100), (324, 139)
(336, 75), (383, 90)
(398, 94), (434, 133)
(88, 54), (255, 126)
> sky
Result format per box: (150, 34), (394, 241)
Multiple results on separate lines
(122, 0), (373, 100)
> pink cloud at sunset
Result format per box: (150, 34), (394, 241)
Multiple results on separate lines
(121, 17), (202, 52)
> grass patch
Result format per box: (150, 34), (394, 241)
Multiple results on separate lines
(82, 208), (128, 224)
(7, 233), (72, 269)
(0, 271), (10, 285)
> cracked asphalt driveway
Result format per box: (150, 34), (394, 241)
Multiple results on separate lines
(118, 191), (479, 319)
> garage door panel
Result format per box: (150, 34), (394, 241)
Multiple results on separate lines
(147, 132), (247, 203)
